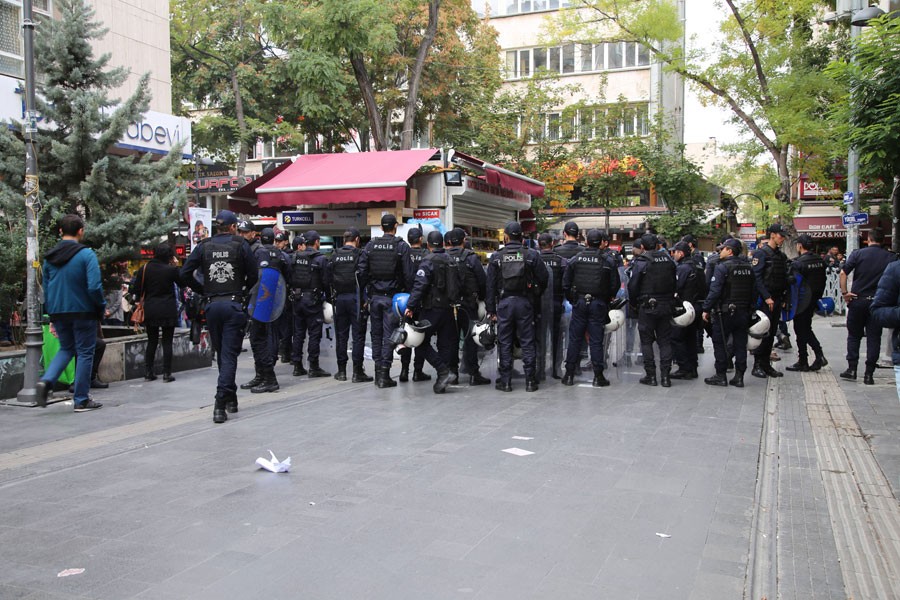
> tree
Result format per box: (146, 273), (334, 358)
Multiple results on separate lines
(552, 0), (842, 204)
(827, 14), (900, 249)
(0, 0), (184, 281)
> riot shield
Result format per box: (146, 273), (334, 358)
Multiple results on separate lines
(247, 266), (287, 323)
(781, 273), (801, 322)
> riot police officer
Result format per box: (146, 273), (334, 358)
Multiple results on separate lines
(180, 210), (257, 423)
(702, 238), (756, 387)
(326, 228), (373, 383)
(399, 227), (430, 383)
(358, 213), (414, 388)
(751, 223), (790, 378)
(840, 231), (898, 384)
(404, 231), (457, 394)
(681, 234), (706, 354)
(243, 227), (290, 394)
(275, 232), (293, 363)
(486, 221), (548, 393)
(289, 230), (331, 379)
(238, 220), (259, 252)
(554, 221), (584, 260)
(627, 233), (677, 387)
(561, 229), (619, 386)
(447, 228), (489, 385)
(538, 233), (566, 380)
(785, 234), (828, 372)
(671, 241), (707, 379)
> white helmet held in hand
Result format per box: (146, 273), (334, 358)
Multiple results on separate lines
(322, 301), (334, 324)
(605, 309), (626, 333)
(671, 301), (695, 327)
(748, 309), (771, 339)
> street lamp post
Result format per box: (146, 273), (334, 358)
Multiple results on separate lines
(15, 0), (43, 406)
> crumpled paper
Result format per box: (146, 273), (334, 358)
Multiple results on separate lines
(256, 451), (291, 473)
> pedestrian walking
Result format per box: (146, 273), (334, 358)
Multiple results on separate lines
(327, 228), (373, 383)
(181, 210), (257, 423)
(840, 231), (898, 384)
(399, 227), (430, 382)
(288, 230), (330, 380)
(785, 234), (828, 372)
(131, 243), (181, 383)
(35, 214), (106, 411)
(750, 224), (790, 378)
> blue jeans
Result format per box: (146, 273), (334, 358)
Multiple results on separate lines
(43, 319), (97, 405)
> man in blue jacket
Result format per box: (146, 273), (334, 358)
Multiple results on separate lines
(36, 214), (106, 411)
(870, 261), (900, 396)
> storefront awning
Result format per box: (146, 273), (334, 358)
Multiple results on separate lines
(793, 215), (847, 238)
(233, 149), (439, 208)
(452, 151), (545, 198)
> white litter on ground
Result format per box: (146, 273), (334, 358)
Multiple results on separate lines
(502, 448), (535, 457)
(57, 568), (85, 577)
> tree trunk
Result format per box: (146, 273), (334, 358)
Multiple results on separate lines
(605, 207), (611, 235)
(892, 175), (900, 254)
(773, 146), (791, 205)
(350, 51), (387, 151)
(400, 0), (441, 150)
(231, 69), (248, 176)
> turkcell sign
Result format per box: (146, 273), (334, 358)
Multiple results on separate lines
(841, 212), (868, 227)
(282, 211), (314, 226)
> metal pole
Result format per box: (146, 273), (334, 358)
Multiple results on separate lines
(845, 0), (864, 256)
(15, 0), (43, 406)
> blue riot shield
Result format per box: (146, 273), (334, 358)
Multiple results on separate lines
(247, 266), (287, 323)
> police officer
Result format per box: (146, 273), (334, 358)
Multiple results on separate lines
(600, 233), (624, 269)
(447, 228), (490, 385)
(561, 229), (619, 386)
(681, 234), (706, 354)
(538, 233), (566, 380)
(840, 231), (897, 383)
(399, 227), (430, 383)
(785, 234), (828, 372)
(702, 238), (755, 387)
(238, 220), (259, 252)
(289, 230), (331, 379)
(486, 221), (548, 392)
(358, 213), (414, 388)
(275, 232), (293, 364)
(404, 231), (457, 394)
(751, 224), (790, 378)
(627, 233), (677, 387)
(705, 234), (732, 286)
(180, 210), (257, 423)
(242, 228), (290, 394)
(326, 228), (373, 383)
(671, 241), (706, 380)
(554, 221), (584, 260)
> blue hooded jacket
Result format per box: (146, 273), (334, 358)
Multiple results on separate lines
(871, 260), (900, 365)
(42, 240), (106, 321)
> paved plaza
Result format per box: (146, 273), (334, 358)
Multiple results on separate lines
(0, 318), (899, 599)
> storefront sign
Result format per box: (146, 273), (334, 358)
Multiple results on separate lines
(800, 180), (841, 199)
(464, 176), (531, 206)
(282, 211), (314, 226)
(738, 222), (757, 242)
(794, 216), (847, 238)
(181, 175), (256, 194)
(281, 209), (364, 228)
(119, 110), (193, 158)
(413, 209), (442, 219)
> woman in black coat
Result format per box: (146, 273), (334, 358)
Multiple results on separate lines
(132, 243), (181, 382)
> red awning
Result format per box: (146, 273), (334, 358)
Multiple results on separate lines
(228, 160), (293, 202)
(250, 149), (438, 208)
(485, 168), (545, 198)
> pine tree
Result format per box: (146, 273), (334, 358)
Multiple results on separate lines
(0, 0), (185, 301)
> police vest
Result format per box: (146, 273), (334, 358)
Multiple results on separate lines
(368, 236), (401, 281)
(256, 245), (284, 270)
(448, 247), (480, 302)
(761, 245), (788, 295)
(202, 236), (245, 297)
(722, 259), (755, 308)
(540, 252), (565, 297)
(498, 246), (528, 294)
(796, 253), (827, 300)
(291, 250), (323, 291)
(554, 242), (583, 260)
(678, 261), (706, 303)
(424, 252), (462, 309)
(571, 249), (611, 297)
(409, 247), (430, 267)
(330, 247), (360, 294)
(637, 251), (676, 298)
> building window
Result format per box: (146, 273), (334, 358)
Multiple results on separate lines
(1, 0), (51, 79)
(561, 43), (575, 74)
(547, 112), (560, 141)
(503, 41), (652, 80)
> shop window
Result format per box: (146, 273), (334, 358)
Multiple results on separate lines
(562, 43), (575, 74)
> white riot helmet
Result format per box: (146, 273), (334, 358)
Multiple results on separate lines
(477, 300), (487, 321)
(605, 309), (626, 333)
(322, 301), (334, 324)
(671, 301), (696, 327)
(749, 309), (771, 338)
(471, 320), (496, 349)
(402, 321), (429, 348)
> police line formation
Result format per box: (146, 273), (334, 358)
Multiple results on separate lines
(180, 210), (881, 425)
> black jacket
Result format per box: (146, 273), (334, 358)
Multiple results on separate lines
(132, 259), (181, 327)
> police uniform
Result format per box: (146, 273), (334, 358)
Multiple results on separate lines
(289, 230), (331, 378)
(180, 211), (257, 423)
(399, 239), (431, 382)
(406, 238), (457, 393)
(671, 242), (707, 379)
(486, 222), (548, 392)
(842, 241), (898, 382)
(447, 230), (489, 385)
(326, 233), (372, 383)
(786, 241), (827, 372)
(554, 239), (585, 261)
(538, 246), (566, 380)
(627, 234), (677, 387)
(275, 232), (293, 363)
(561, 232), (619, 387)
(358, 215), (414, 388)
(702, 241), (755, 386)
(245, 230), (290, 393)
(751, 228), (789, 377)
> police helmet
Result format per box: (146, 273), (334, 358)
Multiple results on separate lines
(402, 320), (431, 348)
(749, 309), (771, 339)
(323, 301), (334, 324)
(476, 300), (486, 321)
(605, 309), (626, 333)
(392, 293), (411, 319)
(671, 301), (696, 327)
(471, 320), (496, 350)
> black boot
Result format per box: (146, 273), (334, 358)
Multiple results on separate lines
(241, 371), (262, 389)
(213, 398), (227, 424)
(352, 364), (374, 383)
(639, 370), (657, 386)
(292, 362), (307, 377)
(334, 366), (347, 381)
(376, 367), (397, 389)
(592, 369), (610, 387)
(144, 364), (157, 382)
(307, 360), (329, 378)
(786, 360), (810, 372)
(495, 379), (512, 392)
(763, 362), (783, 378)
(469, 371), (490, 386)
(562, 368), (575, 386)
(448, 370), (459, 385)
(704, 372), (728, 387)
(669, 367), (697, 380)
(729, 370), (744, 388)
(751, 361), (768, 379)
(163, 373), (175, 383)
(225, 393), (238, 413)
(433, 369), (452, 394)
(412, 369), (432, 382)
(660, 368), (672, 388)
(525, 377), (538, 392)
(399, 365), (410, 383)
(251, 374), (280, 394)
(864, 372), (875, 385)
(840, 366), (857, 381)
(809, 350), (828, 371)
